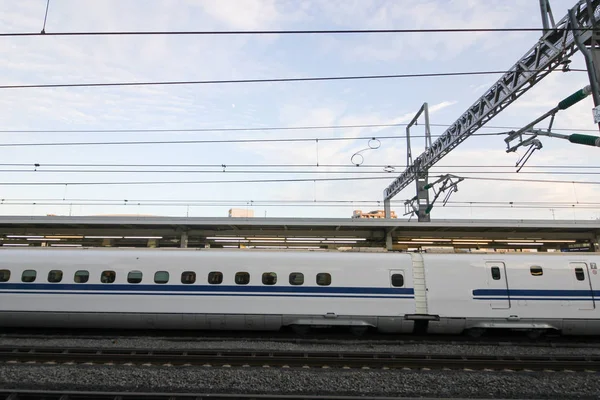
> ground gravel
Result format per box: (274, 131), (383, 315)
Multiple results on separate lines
(1, 336), (600, 356)
(0, 363), (598, 399)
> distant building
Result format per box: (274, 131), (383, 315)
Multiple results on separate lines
(229, 208), (254, 218)
(352, 210), (397, 219)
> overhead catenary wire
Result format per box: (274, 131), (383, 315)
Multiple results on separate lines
(0, 132), (510, 147)
(2, 201), (599, 211)
(0, 69), (585, 90)
(2, 122), (598, 134)
(0, 163), (598, 169)
(1, 27), (593, 38)
(0, 175), (599, 186)
(1, 198), (597, 206)
(3, 169), (600, 175)
(40, 0), (50, 34)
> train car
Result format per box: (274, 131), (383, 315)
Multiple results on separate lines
(421, 253), (600, 336)
(0, 247), (415, 333)
(0, 248), (599, 336)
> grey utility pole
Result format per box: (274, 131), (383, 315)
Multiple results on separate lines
(384, 103), (432, 222)
(382, 0), (599, 220)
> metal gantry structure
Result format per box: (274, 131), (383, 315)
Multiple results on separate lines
(383, 0), (600, 222)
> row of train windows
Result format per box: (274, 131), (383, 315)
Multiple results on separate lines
(490, 266), (587, 281)
(0, 269), (334, 286)
(0, 269), (405, 287)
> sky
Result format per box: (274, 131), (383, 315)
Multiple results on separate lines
(0, 0), (599, 221)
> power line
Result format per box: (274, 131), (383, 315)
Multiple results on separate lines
(4, 198), (599, 212)
(40, 0), (50, 34)
(1, 27), (590, 38)
(2, 169), (600, 175)
(2, 122), (597, 135)
(0, 163), (598, 169)
(0, 69), (584, 90)
(4, 201), (599, 210)
(2, 198), (597, 206)
(0, 177), (394, 185)
(464, 176), (600, 185)
(0, 132), (508, 147)
(0, 175), (598, 186)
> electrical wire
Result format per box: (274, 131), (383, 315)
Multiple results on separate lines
(0, 163), (597, 169)
(1, 122), (597, 134)
(463, 176), (600, 185)
(0, 175), (598, 186)
(1, 169), (600, 175)
(0, 27), (590, 37)
(2, 198), (598, 206)
(0, 132), (510, 147)
(40, 0), (50, 34)
(0, 69), (585, 90)
(4, 201), (600, 210)
(0, 177), (395, 185)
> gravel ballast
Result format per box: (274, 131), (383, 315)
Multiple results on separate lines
(1, 336), (599, 356)
(0, 364), (598, 399)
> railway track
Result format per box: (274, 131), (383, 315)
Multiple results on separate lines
(2, 336), (600, 350)
(0, 390), (509, 400)
(1, 346), (599, 371)
(3, 329), (600, 348)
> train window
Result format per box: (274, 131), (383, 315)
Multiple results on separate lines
(21, 270), (36, 283)
(262, 272), (277, 285)
(530, 266), (543, 276)
(127, 271), (143, 284)
(0, 269), (10, 282)
(575, 267), (585, 281)
(491, 267), (501, 280)
(316, 273), (331, 286)
(391, 274), (404, 287)
(208, 271), (223, 284)
(101, 270), (116, 283)
(47, 270), (63, 283)
(74, 270), (89, 283)
(154, 271), (169, 284)
(289, 272), (304, 286)
(235, 272), (250, 285)
(181, 271), (196, 284)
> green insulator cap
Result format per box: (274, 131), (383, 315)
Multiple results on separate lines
(423, 184), (433, 190)
(558, 86), (592, 110)
(425, 205), (433, 214)
(569, 134), (600, 147)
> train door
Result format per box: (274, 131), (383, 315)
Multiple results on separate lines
(486, 262), (510, 309)
(570, 262), (595, 310)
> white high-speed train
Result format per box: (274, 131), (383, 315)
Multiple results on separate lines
(0, 247), (598, 336)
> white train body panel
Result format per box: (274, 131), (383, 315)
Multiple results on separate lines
(422, 253), (600, 334)
(1, 248), (600, 335)
(0, 248), (415, 331)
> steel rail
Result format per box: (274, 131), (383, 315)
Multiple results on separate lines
(0, 390), (504, 400)
(3, 333), (600, 349)
(1, 346), (599, 370)
(3, 329), (600, 348)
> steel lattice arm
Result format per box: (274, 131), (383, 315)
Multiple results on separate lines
(384, 0), (600, 201)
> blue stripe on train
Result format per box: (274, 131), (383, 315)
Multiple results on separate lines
(0, 283), (414, 296)
(0, 290), (413, 299)
(473, 289), (598, 297)
(474, 297), (594, 301)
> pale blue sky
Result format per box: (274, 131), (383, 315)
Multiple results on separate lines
(0, 0), (598, 220)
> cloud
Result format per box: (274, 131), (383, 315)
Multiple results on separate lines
(310, 1), (532, 63)
(0, 1), (597, 220)
(196, 0), (287, 30)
